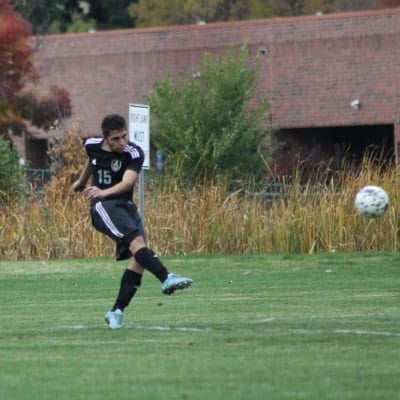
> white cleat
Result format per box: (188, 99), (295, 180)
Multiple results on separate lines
(105, 309), (123, 329)
(161, 273), (193, 295)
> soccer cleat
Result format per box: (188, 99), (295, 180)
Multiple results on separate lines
(161, 273), (193, 295)
(105, 309), (123, 329)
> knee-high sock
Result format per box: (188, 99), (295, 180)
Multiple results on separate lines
(134, 247), (169, 283)
(112, 269), (142, 311)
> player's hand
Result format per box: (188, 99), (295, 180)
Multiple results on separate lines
(84, 186), (105, 200)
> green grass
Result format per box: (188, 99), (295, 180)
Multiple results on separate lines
(0, 253), (399, 400)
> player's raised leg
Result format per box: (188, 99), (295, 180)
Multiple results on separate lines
(130, 236), (193, 295)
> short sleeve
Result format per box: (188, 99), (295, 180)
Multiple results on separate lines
(125, 143), (144, 173)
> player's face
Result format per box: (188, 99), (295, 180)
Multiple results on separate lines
(105, 129), (128, 153)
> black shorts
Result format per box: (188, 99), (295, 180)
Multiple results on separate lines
(90, 199), (145, 260)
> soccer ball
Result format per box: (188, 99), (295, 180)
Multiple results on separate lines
(354, 185), (389, 218)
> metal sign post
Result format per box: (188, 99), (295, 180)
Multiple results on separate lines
(128, 104), (150, 221)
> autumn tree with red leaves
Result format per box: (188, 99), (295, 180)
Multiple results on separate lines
(0, 0), (72, 200)
(0, 0), (34, 129)
(0, 0), (72, 138)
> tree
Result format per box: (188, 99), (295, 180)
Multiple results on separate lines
(0, 0), (71, 201)
(0, 0), (72, 137)
(129, 0), (279, 27)
(0, 135), (23, 202)
(0, 0), (36, 98)
(11, 0), (136, 34)
(0, 0), (36, 135)
(11, 0), (72, 35)
(130, 0), (400, 28)
(147, 45), (272, 184)
(0, 0), (72, 199)
(13, 0), (400, 33)
(87, 0), (136, 31)
(302, 0), (400, 14)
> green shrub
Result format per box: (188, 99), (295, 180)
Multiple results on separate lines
(0, 136), (24, 202)
(148, 44), (272, 184)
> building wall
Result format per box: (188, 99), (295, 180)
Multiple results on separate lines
(32, 8), (400, 148)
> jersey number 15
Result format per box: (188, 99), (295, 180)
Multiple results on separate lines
(97, 170), (112, 185)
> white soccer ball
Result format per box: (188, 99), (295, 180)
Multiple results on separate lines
(354, 185), (389, 218)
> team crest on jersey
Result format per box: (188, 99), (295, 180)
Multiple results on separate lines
(111, 159), (122, 172)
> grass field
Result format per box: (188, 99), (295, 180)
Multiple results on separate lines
(0, 252), (399, 400)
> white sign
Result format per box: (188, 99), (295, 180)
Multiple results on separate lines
(128, 103), (150, 169)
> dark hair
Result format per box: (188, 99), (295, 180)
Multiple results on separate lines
(101, 114), (126, 137)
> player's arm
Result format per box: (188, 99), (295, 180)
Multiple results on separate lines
(71, 158), (92, 192)
(84, 169), (138, 200)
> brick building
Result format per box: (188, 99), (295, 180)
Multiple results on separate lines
(24, 7), (400, 171)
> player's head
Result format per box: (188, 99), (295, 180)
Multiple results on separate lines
(101, 114), (127, 137)
(101, 114), (128, 153)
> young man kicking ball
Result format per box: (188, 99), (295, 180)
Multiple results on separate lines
(71, 114), (193, 329)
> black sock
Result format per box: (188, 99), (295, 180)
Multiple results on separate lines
(112, 269), (142, 312)
(134, 247), (169, 283)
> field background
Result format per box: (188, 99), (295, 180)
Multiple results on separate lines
(1, 140), (399, 398)
(1, 140), (400, 260)
(1, 252), (399, 400)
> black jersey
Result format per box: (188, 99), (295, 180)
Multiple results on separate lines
(84, 138), (144, 201)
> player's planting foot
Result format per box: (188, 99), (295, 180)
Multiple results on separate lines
(162, 273), (193, 295)
(105, 309), (123, 329)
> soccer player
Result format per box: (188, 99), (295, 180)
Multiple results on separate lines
(71, 114), (193, 329)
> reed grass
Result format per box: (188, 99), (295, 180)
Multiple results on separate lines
(1, 147), (399, 260)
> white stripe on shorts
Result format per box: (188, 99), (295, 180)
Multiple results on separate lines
(95, 201), (124, 238)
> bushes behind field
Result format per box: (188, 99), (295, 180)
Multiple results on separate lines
(1, 129), (399, 260)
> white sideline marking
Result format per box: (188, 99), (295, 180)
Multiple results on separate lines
(59, 324), (211, 332)
(54, 324), (88, 330)
(333, 329), (400, 337)
(255, 316), (400, 337)
(71, 325), (86, 330)
(59, 324), (400, 337)
(285, 328), (400, 338)
(135, 325), (212, 332)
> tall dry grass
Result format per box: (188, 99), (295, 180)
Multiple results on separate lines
(0, 134), (398, 260)
(145, 158), (400, 255)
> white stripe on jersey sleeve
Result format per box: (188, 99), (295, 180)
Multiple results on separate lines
(85, 138), (103, 145)
(124, 144), (140, 159)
